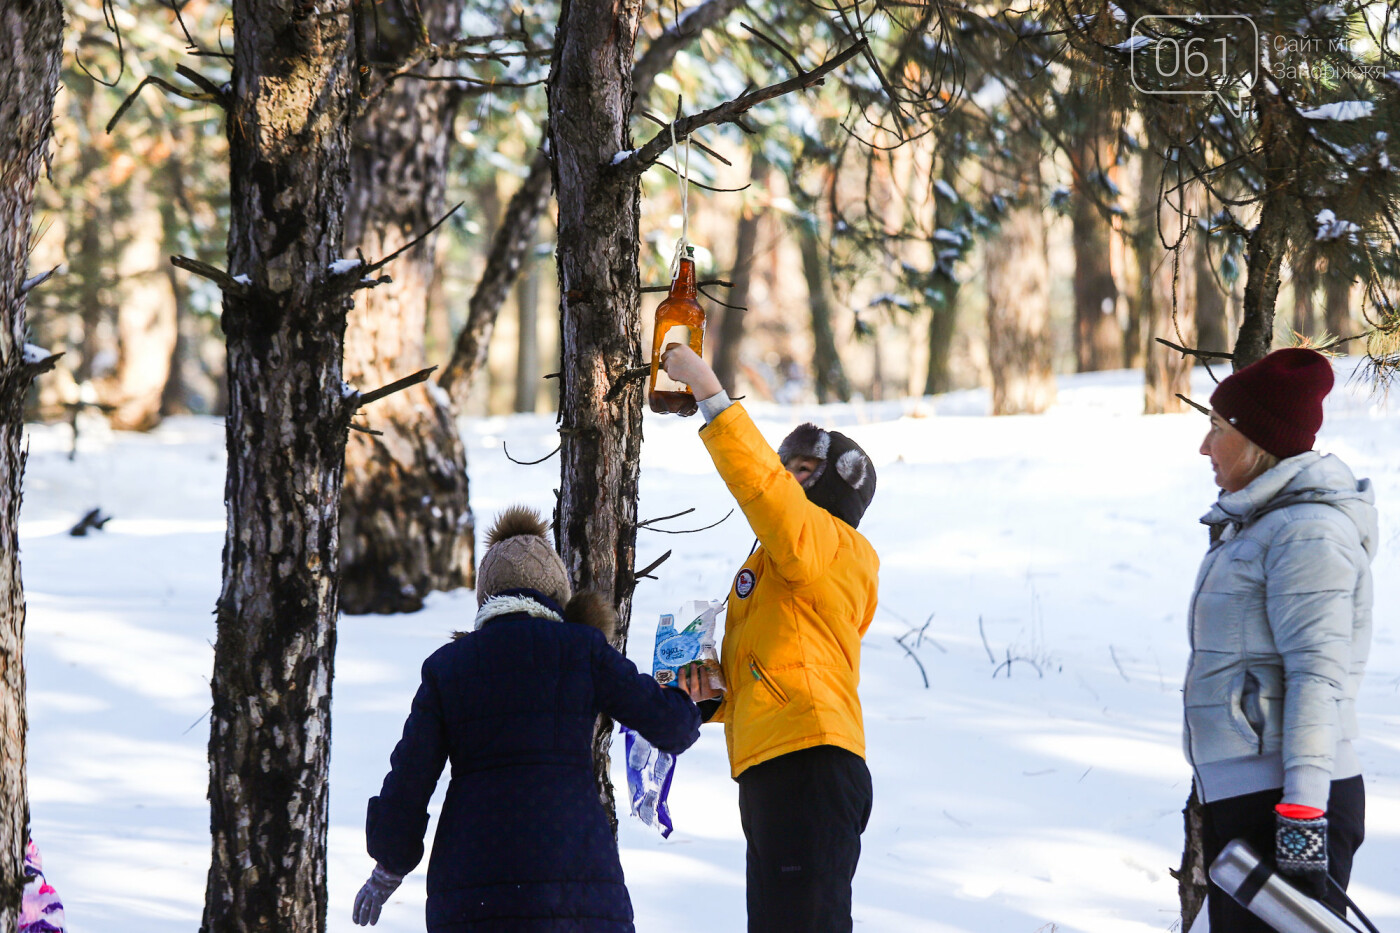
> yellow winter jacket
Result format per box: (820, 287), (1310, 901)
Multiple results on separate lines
(699, 403), (879, 779)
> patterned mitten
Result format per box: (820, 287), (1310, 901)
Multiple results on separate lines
(352, 864), (404, 926)
(1275, 805), (1328, 899)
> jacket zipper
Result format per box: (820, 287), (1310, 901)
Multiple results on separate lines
(747, 654), (789, 704)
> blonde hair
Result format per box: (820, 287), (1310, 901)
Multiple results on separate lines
(1242, 441), (1279, 484)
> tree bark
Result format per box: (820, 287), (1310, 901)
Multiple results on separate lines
(798, 219), (851, 404)
(548, 0), (645, 775)
(1291, 263), (1316, 340)
(202, 0), (357, 928)
(1323, 271), (1352, 349)
(1194, 225), (1229, 355)
(1071, 140), (1123, 372)
(340, 0), (475, 615)
(110, 168), (178, 430)
(1232, 94), (1296, 371)
(0, 0), (63, 923)
(924, 158), (961, 397)
(514, 231), (542, 413)
(985, 158), (1055, 416)
(548, 0), (646, 828)
(712, 152), (768, 395)
(1143, 176), (1198, 415)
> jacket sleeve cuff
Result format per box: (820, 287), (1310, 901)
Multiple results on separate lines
(697, 390), (734, 423)
(1283, 765), (1333, 811)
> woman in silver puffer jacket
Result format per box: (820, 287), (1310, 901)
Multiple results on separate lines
(1187, 348), (1377, 931)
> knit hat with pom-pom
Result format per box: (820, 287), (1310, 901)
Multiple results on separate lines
(1210, 348), (1335, 459)
(475, 506), (572, 608)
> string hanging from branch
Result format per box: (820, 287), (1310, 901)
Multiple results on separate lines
(667, 100), (694, 283)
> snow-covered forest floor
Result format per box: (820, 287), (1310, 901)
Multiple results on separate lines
(19, 363), (1400, 933)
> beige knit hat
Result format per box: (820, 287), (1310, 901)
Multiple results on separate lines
(475, 506), (573, 608)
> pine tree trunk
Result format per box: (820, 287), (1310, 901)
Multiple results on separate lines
(1194, 227), (1229, 355)
(924, 159), (961, 397)
(514, 233), (541, 413)
(1072, 139), (1123, 372)
(340, 0), (474, 615)
(548, 0), (646, 827)
(1324, 272), (1352, 348)
(202, 0), (357, 927)
(110, 169), (178, 430)
(712, 152), (767, 395)
(985, 160), (1055, 416)
(798, 221), (851, 403)
(0, 0), (63, 923)
(1232, 94), (1295, 371)
(438, 152), (553, 411)
(1291, 263), (1316, 339)
(1143, 178), (1197, 415)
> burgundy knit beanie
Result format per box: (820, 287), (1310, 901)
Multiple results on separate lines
(1209, 348), (1334, 458)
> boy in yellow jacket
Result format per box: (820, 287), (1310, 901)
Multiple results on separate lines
(662, 345), (879, 933)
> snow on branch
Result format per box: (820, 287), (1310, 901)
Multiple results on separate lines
(610, 38), (869, 176)
(170, 255), (250, 296)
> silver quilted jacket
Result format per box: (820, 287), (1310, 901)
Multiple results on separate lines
(1184, 451), (1377, 810)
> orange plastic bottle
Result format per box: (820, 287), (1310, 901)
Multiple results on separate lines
(647, 248), (706, 416)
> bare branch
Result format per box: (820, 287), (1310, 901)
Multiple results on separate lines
(637, 507), (696, 528)
(348, 422), (385, 436)
(1154, 337), (1234, 361)
(633, 549), (674, 582)
(653, 159), (750, 192)
(502, 442), (561, 465)
(355, 365), (438, 408)
(605, 364), (653, 402)
(171, 255), (248, 295)
(20, 265), (61, 295)
(639, 110), (731, 165)
(21, 349), (64, 377)
(1176, 393), (1210, 416)
(640, 508), (735, 534)
(640, 277), (733, 293)
(107, 75), (223, 134)
(611, 39), (869, 175)
(740, 21), (805, 76)
(360, 203), (463, 276)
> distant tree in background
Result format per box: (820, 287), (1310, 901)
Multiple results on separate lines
(339, 0), (477, 615)
(0, 0), (64, 925)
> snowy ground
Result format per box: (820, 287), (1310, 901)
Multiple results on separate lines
(18, 363), (1400, 933)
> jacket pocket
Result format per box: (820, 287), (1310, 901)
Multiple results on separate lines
(1241, 670), (1265, 754)
(747, 653), (790, 705)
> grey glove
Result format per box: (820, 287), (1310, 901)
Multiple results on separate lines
(1275, 810), (1328, 899)
(352, 864), (404, 926)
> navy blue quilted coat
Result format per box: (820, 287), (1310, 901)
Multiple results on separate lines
(366, 592), (701, 932)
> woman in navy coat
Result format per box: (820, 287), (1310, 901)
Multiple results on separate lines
(353, 506), (701, 932)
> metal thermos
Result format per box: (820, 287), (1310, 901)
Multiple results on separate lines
(1209, 839), (1362, 933)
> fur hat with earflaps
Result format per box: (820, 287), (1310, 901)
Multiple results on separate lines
(777, 424), (877, 528)
(472, 505), (618, 641)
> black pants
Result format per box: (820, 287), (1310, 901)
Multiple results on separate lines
(1202, 775), (1365, 932)
(737, 745), (873, 933)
